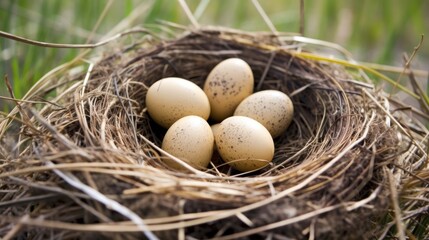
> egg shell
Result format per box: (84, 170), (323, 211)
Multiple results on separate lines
(215, 116), (274, 172)
(210, 123), (221, 149)
(146, 77), (210, 128)
(162, 115), (214, 170)
(203, 58), (254, 122)
(234, 90), (294, 138)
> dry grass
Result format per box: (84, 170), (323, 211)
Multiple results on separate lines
(0, 25), (428, 239)
(1, 1), (429, 239)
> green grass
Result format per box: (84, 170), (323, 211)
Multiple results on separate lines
(0, 0), (428, 104)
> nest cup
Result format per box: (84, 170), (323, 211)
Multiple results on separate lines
(1, 28), (428, 239)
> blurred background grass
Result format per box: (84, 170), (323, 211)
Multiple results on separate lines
(1, 0), (428, 109)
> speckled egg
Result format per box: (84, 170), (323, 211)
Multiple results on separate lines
(146, 77), (210, 128)
(215, 116), (274, 172)
(234, 90), (294, 138)
(161, 115), (214, 170)
(203, 58), (254, 122)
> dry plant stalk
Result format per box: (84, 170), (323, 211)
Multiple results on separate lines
(0, 27), (428, 240)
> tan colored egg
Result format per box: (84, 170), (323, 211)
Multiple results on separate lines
(161, 115), (214, 170)
(209, 123), (224, 168)
(210, 123), (221, 134)
(215, 116), (274, 172)
(234, 90), (294, 138)
(210, 123), (221, 149)
(146, 77), (210, 128)
(203, 58), (254, 122)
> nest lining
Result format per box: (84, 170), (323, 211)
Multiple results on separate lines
(0, 28), (428, 240)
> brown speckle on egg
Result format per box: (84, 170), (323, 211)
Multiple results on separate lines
(214, 116), (274, 172)
(162, 116), (214, 171)
(203, 58), (254, 122)
(234, 90), (294, 138)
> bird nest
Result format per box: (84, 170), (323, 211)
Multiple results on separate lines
(1, 27), (428, 240)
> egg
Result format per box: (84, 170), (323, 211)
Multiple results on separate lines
(234, 90), (294, 138)
(203, 58), (254, 122)
(161, 115), (214, 170)
(210, 123), (221, 149)
(146, 77), (210, 128)
(215, 116), (274, 172)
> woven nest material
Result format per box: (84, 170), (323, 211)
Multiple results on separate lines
(1, 27), (428, 240)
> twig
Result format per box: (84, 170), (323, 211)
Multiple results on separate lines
(2, 215), (29, 240)
(296, 52), (420, 99)
(178, 0), (200, 28)
(84, 0), (114, 44)
(403, 53), (429, 115)
(214, 204), (340, 240)
(193, 0), (210, 20)
(7, 176), (90, 200)
(252, 0), (278, 35)
(0, 95), (64, 107)
(299, 0), (305, 35)
(46, 161), (158, 240)
(360, 61), (428, 78)
(4, 75), (31, 124)
(28, 108), (76, 149)
(363, 88), (426, 155)
(0, 193), (60, 209)
(390, 35), (424, 96)
(0, 28), (154, 49)
(387, 169), (406, 240)
(112, 74), (139, 147)
(256, 51), (277, 91)
(345, 185), (381, 211)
